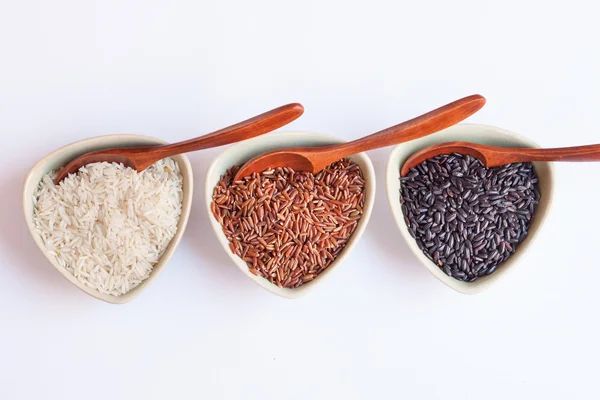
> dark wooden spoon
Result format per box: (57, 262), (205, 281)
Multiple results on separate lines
(54, 103), (304, 184)
(233, 95), (486, 180)
(401, 141), (600, 176)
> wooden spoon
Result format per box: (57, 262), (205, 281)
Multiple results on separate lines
(54, 103), (305, 184)
(401, 141), (600, 176)
(233, 95), (486, 180)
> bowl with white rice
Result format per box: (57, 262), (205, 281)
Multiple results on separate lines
(23, 135), (193, 304)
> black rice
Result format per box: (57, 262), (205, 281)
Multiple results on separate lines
(400, 153), (540, 282)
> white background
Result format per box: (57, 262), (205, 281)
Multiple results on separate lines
(1, 1), (599, 399)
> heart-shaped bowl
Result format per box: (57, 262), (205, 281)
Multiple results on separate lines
(22, 134), (194, 304)
(205, 131), (376, 298)
(386, 123), (554, 294)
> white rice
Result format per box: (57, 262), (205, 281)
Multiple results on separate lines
(32, 159), (183, 296)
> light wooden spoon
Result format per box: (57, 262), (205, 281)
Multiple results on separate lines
(233, 95), (486, 180)
(400, 141), (600, 176)
(54, 103), (304, 184)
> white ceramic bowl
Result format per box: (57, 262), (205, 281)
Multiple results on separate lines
(386, 123), (554, 294)
(23, 135), (194, 304)
(205, 131), (376, 298)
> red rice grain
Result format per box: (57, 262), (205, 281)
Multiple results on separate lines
(212, 159), (366, 288)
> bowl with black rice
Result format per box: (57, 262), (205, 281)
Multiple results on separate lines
(386, 124), (554, 294)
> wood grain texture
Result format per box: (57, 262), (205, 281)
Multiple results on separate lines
(401, 141), (600, 176)
(234, 95), (486, 180)
(54, 103), (304, 183)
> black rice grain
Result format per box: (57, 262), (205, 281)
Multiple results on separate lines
(400, 153), (540, 282)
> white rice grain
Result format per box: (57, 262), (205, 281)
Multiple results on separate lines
(32, 159), (183, 296)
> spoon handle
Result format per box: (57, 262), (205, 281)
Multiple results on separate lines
(325, 95), (485, 160)
(149, 103), (304, 159)
(487, 144), (600, 166)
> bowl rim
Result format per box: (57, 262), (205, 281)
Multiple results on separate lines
(385, 123), (555, 294)
(22, 134), (194, 304)
(204, 130), (376, 298)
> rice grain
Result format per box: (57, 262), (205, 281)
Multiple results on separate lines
(32, 159), (183, 296)
(212, 159), (365, 288)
